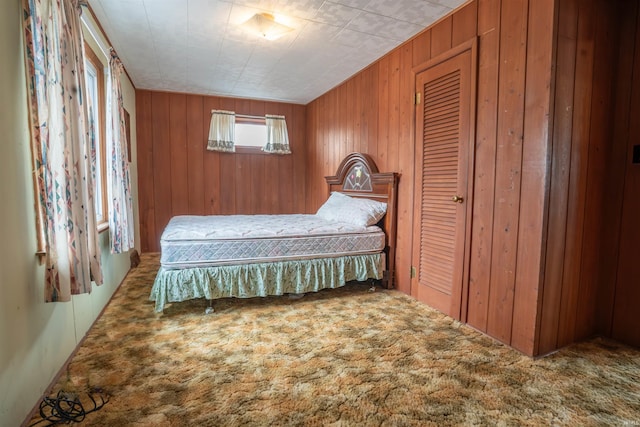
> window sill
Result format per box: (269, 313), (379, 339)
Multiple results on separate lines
(231, 147), (291, 155)
(234, 146), (267, 155)
(97, 222), (109, 233)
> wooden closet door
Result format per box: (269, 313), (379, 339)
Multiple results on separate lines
(411, 45), (475, 320)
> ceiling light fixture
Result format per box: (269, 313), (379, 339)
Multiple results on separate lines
(241, 13), (294, 41)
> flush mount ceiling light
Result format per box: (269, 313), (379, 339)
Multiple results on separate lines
(241, 13), (294, 41)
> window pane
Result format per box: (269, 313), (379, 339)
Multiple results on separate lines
(235, 122), (266, 147)
(84, 59), (104, 223)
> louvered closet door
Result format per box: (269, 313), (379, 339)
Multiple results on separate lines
(412, 47), (474, 320)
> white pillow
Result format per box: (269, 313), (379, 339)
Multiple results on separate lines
(316, 192), (387, 227)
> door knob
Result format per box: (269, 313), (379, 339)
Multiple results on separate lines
(452, 195), (464, 203)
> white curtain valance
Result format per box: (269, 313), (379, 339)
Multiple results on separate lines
(207, 110), (235, 152)
(263, 114), (291, 154)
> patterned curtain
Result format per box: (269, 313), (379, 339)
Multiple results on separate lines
(207, 110), (235, 152)
(22, 0), (103, 301)
(106, 50), (135, 254)
(263, 114), (291, 154)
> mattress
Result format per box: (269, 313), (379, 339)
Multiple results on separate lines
(160, 214), (386, 269)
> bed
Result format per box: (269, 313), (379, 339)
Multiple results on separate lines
(150, 152), (399, 312)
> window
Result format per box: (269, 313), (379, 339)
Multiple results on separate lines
(207, 112), (291, 154)
(234, 118), (267, 152)
(84, 43), (108, 230)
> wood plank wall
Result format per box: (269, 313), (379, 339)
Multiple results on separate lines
(538, 0), (639, 354)
(136, 91), (306, 252)
(133, 0), (639, 355)
(306, 0), (559, 356)
(306, 2), (479, 300)
(306, 0), (640, 355)
(612, 1), (640, 347)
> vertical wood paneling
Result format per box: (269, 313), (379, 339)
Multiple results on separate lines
(597, 7), (632, 336)
(353, 74), (362, 154)
(511, 0), (555, 355)
(608, 0), (640, 346)
(271, 103), (290, 213)
(136, 91), (306, 251)
(574, 0), (618, 340)
(135, 90), (155, 252)
(364, 65), (379, 162)
(486, 0), (528, 344)
(234, 99), (253, 214)
(291, 104), (306, 214)
(412, 30), (432, 67)
(539, 0), (638, 352)
(466, 0), (500, 332)
(539, 0), (578, 354)
(169, 93), (188, 216)
(431, 16), (453, 57)
(387, 49), (400, 172)
(249, 100), (266, 214)
(341, 81), (351, 159)
(396, 44), (414, 295)
(186, 95), (205, 215)
(218, 97), (236, 215)
(377, 56), (390, 171)
(613, 10), (640, 343)
(151, 92), (172, 250)
(452, 2), (478, 46)
(556, 0), (595, 348)
(202, 97), (221, 215)
(303, 0), (637, 355)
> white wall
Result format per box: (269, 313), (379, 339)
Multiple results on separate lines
(0, 1), (139, 425)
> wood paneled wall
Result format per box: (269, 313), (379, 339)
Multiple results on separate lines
(134, 0), (639, 355)
(537, 0), (639, 354)
(612, 1), (640, 348)
(306, 0), (558, 356)
(136, 91), (306, 252)
(306, 2), (479, 300)
(611, 1), (640, 347)
(306, 0), (639, 355)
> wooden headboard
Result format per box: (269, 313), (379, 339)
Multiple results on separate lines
(324, 153), (399, 289)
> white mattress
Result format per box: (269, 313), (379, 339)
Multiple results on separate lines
(160, 214), (386, 269)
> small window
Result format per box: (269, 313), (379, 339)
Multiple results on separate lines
(84, 43), (108, 230)
(234, 117), (266, 153)
(235, 122), (266, 148)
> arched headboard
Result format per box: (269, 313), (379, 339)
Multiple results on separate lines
(324, 153), (399, 288)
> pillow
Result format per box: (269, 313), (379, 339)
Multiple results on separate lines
(316, 192), (387, 227)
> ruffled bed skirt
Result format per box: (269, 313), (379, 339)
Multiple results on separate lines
(150, 253), (383, 312)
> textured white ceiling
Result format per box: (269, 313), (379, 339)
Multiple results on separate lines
(88, 0), (468, 104)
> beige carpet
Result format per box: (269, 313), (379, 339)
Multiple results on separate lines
(29, 254), (640, 426)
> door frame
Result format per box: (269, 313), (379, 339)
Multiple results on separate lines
(410, 38), (478, 322)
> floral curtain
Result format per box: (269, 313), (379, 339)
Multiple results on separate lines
(207, 110), (235, 152)
(263, 114), (291, 154)
(22, 0), (103, 301)
(106, 50), (135, 254)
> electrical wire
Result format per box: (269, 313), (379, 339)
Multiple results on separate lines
(28, 388), (109, 426)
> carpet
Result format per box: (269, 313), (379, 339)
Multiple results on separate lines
(28, 254), (640, 426)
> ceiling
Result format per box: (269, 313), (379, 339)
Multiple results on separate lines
(88, 0), (468, 105)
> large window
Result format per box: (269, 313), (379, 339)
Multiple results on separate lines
(84, 43), (108, 230)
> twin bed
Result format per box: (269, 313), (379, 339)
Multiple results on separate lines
(150, 153), (399, 312)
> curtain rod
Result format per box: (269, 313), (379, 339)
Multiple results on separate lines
(211, 111), (285, 120)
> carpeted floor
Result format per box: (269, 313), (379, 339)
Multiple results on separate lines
(29, 254), (640, 426)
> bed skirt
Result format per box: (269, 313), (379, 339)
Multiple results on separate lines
(150, 253), (383, 312)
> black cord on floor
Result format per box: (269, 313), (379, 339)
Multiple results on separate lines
(28, 388), (109, 426)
